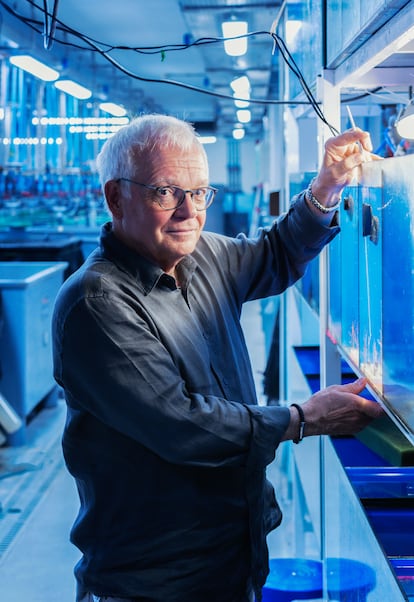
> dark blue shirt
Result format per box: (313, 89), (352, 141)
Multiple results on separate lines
(52, 193), (339, 601)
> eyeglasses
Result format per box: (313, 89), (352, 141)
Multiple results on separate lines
(116, 178), (218, 211)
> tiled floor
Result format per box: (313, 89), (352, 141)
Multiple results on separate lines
(0, 400), (80, 601)
(0, 299), (294, 602)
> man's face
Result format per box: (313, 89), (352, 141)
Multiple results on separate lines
(108, 144), (209, 275)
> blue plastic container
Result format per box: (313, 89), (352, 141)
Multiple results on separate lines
(261, 558), (322, 601)
(326, 557), (376, 601)
(0, 261), (67, 443)
(260, 557), (376, 601)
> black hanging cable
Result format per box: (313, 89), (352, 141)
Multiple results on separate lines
(42, 0), (60, 50)
(270, 32), (339, 136)
(3, 0), (340, 132)
(342, 87), (383, 104)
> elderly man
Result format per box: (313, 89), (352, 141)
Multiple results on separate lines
(52, 114), (382, 602)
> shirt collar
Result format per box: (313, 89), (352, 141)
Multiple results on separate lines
(100, 221), (197, 295)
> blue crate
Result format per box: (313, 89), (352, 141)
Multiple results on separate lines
(0, 261), (67, 444)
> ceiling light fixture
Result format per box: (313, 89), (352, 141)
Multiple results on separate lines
(285, 20), (302, 47)
(69, 125), (124, 134)
(54, 79), (92, 100)
(232, 128), (245, 140)
(230, 75), (250, 109)
(230, 75), (250, 93)
(395, 101), (414, 139)
(32, 116), (129, 126)
(234, 98), (250, 109)
(85, 132), (116, 140)
(236, 109), (251, 124)
(198, 136), (217, 144)
(9, 55), (59, 81)
(231, 75), (250, 108)
(222, 20), (248, 56)
(99, 102), (127, 117)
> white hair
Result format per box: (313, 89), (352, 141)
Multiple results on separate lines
(96, 114), (207, 191)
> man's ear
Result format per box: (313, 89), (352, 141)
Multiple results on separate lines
(105, 180), (123, 218)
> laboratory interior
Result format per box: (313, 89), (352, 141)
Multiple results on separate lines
(0, 0), (414, 600)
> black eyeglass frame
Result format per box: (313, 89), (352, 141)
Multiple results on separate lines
(116, 177), (218, 211)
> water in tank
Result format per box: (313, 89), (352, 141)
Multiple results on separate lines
(358, 162), (383, 393)
(381, 154), (414, 440)
(338, 183), (360, 368)
(290, 172), (320, 312)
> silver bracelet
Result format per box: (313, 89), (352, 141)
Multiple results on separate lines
(305, 179), (341, 214)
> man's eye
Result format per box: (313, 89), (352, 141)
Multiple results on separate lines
(158, 187), (173, 196)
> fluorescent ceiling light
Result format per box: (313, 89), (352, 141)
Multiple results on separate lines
(230, 75), (250, 94)
(198, 136), (217, 144)
(99, 102), (127, 117)
(396, 102), (414, 139)
(233, 128), (245, 140)
(86, 132), (115, 140)
(236, 109), (251, 124)
(54, 79), (92, 100)
(222, 21), (248, 56)
(231, 75), (250, 107)
(234, 98), (250, 108)
(9, 55), (59, 81)
(286, 20), (302, 47)
(32, 116), (129, 125)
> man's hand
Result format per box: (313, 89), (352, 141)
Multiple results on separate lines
(284, 378), (385, 442)
(310, 129), (380, 209)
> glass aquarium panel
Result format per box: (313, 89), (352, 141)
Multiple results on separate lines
(327, 184), (362, 347)
(358, 164), (383, 394)
(328, 156), (414, 444)
(326, 0), (399, 65)
(340, 184), (360, 367)
(328, 224), (341, 344)
(381, 154), (414, 443)
(340, 0), (361, 52)
(290, 172), (320, 313)
(323, 438), (407, 601)
(360, 0), (389, 27)
(301, 256), (319, 314)
(325, 0), (343, 65)
(284, 0), (322, 100)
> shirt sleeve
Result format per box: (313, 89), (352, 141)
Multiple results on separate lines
(197, 191), (340, 305)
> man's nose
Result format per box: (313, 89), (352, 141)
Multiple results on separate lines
(175, 191), (197, 216)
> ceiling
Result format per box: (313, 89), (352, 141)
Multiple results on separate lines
(0, 0), (414, 140)
(0, 0), (283, 139)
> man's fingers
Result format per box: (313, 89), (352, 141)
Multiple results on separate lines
(359, 397), (384, 418)
(327, 128), (373, 151)
(343, 378), (384, 419)
(342, 377), (367, 394)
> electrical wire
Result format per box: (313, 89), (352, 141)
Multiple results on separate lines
(42, 0), (60, 50)
(342, 87), (384, 104)
(2, 0), (338, 131)
(271, 32), (339, 136)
